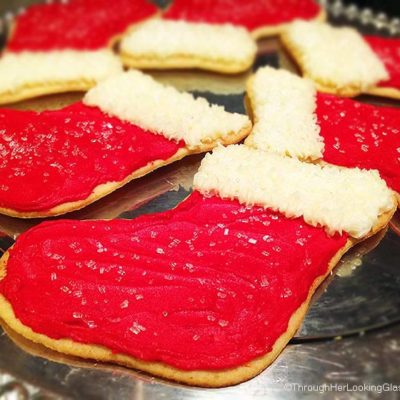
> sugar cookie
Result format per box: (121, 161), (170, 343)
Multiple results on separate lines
(0, 71), (251, 218)
(0, 0), (158, 104)
(282, 21), (388, 97)
(119, 19), (257, 74)
(246, 67), (400, 202)
(0, 145), (395, 387)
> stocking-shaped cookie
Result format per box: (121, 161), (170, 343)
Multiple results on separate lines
(246, 67), (400, 202)
(0, 145), (395, 387)
(0, 71), (251, 218)
(0, 0), (158, 104)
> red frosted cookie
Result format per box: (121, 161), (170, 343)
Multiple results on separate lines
(0, 71), (251, 218)
(317, 93), (400, 196)
(163, 0), (325, 39)
(246, 67), (400, 202)
(7, 0), (158, 51)
(0, 145), (395, 387)
(0, 103), (184, 216)
(0, 0), (158, 104)
(363, 36), (400, 99)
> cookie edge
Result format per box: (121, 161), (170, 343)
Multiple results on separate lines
(120, 53), (256, 74)
(365, 86), (400, 100)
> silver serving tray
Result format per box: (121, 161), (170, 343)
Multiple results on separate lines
(0, 1), (399, 398)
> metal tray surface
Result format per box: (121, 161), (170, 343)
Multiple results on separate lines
(0, 1), (399, 399)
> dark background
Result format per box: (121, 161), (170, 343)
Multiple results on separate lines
(344, 0), (399, 16)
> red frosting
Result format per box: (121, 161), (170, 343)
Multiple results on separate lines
(164, 0), (321, 31)
(317, 93), (400, 193)
(7, 0), (158, 52)
(0, 102), (184, 213)
(0, 191), (347, 370)
(364, 36), (400, 90)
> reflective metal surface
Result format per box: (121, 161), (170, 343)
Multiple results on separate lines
(0, 1), (399, 399)
(1, 321), (400, 400)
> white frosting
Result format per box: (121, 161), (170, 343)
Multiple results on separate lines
(0, 50), (123, 94)
(246, 67), (324, 160)
(120, 19), (257, 65)
(194, 145), (395, 238)
(284, 21), (388, 91)
(84, 70), (250, 148)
